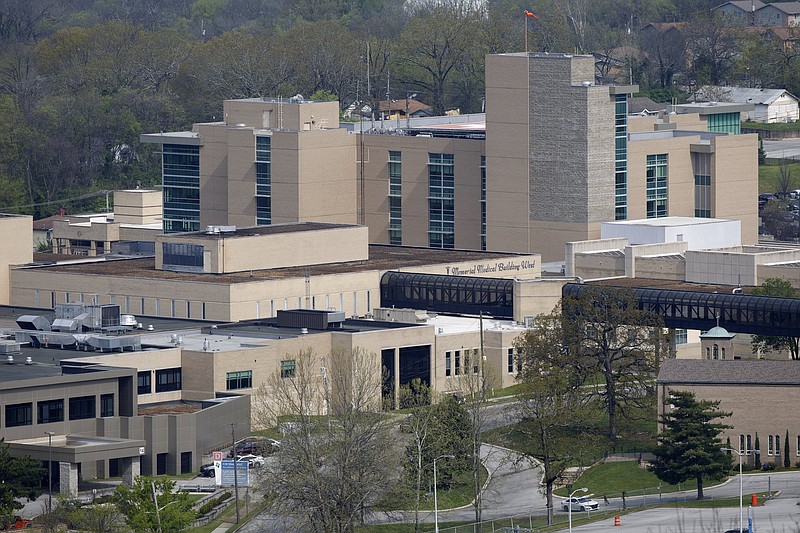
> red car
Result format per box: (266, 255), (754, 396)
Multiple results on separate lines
(1, 516), (32, 530)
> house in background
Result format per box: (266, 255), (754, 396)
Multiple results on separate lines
(378, 98), (433, 121)
(697, 86), (800, 123)
(714, 1), (765, 23)
(757, 2), (800, 26)
(628, 96), (667, 117)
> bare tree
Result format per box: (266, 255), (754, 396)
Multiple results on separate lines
(254, 348), (400, 533)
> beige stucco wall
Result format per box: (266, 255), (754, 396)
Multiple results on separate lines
(711, 133), (759, 244)
(485, 53), (531, 254)
(513, 278), (569, 321)
(0, 215), (33, 305)
(361, 134), (483, 249)
(155, 225), (369, 274)
(114, 189), (162, 225)
(574, 252), (625, 279)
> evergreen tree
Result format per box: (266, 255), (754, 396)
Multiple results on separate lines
(755, 433), (761, 469)
(785, 430), (791, 469)
(650, 391), (732, 500)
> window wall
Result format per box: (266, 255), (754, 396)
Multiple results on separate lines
(388, 151), (402, 244)
(693, 152), (712, 218)
(428, 153), (455, 249)
(646, 154), (668, 218)
(256, 135), (272, 225)
(162, 144), (200, 233)
(615, 94), (629, 220)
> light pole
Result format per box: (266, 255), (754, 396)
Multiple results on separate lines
(722, 447), (759, 533)
(44, 432), (55, 512)
(433, 454), (455, 533)
(231, 423), (240, 524)
(568, 487), (588, 533)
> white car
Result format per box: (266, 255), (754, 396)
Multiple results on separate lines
(562, 496), (599, 512)
(236, 454), (266, 468)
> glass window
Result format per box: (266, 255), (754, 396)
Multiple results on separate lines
(137, 371), (152, 395)
(428, 153), (455, 248)
(162, 243), (204, 273)
(454, 350), (461, 376)
(69, 396), (96, 420)
(615, 94), (628, 220)
(226, 370), (253, 390)
(38, 399), (64, 424)
(101, 394), (114, 418)
(5, 403), (32, 427)
(445, 351), (452, 377)
(472, 349), (479, 374)
(675, 329), (688, 345)
(646, 154), (668, 218)
(256, 136), (272, 225)
(155, 368), (182, 392)
(156, 453), (168, 475)
(693, 153), (712, 218)
(181, 451), (192, 475)
(136, 370), (153, 394)
(162, 144), (200, 233)
(776, 434), (781, 455)
(507, 348), (514, 373)
(281, 360), (296, 379)
(389, 150), (402, 245)
(768, 434), (774, 455)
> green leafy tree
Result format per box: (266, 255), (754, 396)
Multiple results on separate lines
(650, 390), (732, 500)
(114, 477), (195, 533)
(0, 437), (46, 526)
(513, 307), (596, 525)
(751, 278), (800, 359)
(561, 285), (664, 447)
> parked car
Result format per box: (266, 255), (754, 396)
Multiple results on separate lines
(236, 454), (266, 467)
(759, 193), (778, 208)
(1, 516), (32, 530)
(562, 496), (599, 512)
(199, 463), (215, 477)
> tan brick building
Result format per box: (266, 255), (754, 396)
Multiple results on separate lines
(141, 53), (759, 262)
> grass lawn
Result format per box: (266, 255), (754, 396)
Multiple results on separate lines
(378, 466), (487, 512)
(552, 460), (709, 497)
(759, 161), (800, 193)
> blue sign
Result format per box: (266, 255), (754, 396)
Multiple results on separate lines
(219, 459), (249, 487)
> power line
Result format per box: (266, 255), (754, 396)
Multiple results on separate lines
(0, 190), (111, 212)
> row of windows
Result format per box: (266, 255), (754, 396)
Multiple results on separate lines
(226, 370), (253, 390)
(4, 394), (114, 428)
(444, 349), (480, 377)
(738, 434), (800, 457)
(705, 344), (728, 359)
(138, 369), (182, 394)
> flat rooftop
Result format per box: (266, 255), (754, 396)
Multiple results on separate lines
(19, 245), (524, 283)
(589, 277), (755, 294)
(170, 221), (353, 239)
(604, 216), (731, 227)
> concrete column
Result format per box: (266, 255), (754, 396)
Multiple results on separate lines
(121, 456), (141, 487)
(59, 462), (78, 497)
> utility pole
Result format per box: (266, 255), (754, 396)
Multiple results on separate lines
(231, 424), (240, 523)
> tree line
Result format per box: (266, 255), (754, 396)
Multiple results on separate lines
(0, 0), (796, 217)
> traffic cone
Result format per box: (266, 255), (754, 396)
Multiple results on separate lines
(614, 516), (621, 526)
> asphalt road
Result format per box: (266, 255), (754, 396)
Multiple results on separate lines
(763, 138), (800, 160)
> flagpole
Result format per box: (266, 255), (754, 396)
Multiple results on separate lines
(524, 13), (528, 53)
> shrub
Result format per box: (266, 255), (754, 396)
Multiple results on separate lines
(198, 492), (233, 516)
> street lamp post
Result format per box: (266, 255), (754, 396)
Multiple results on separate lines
(722, 447), (759, 533)
(568, 487), (588, 533)
(433, 454), (455, 533)
(44, 432), (55, 512)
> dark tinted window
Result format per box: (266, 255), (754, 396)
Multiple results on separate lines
(137, 371), (151, 394)
(69, 396), (96, 420)
(38, 399), (64, 424)
(155, 368), (181, 392)
(5, 403), (32, 427)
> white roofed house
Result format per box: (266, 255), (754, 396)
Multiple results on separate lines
(697, 86), (800, 123)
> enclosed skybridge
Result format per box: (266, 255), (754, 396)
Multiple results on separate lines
(380, 272), (513, 318)
(563, 283), (800, 337)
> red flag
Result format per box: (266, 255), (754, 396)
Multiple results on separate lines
(525, 10), (537, 18)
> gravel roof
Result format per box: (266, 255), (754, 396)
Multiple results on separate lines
(658, 358), (800, 386)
